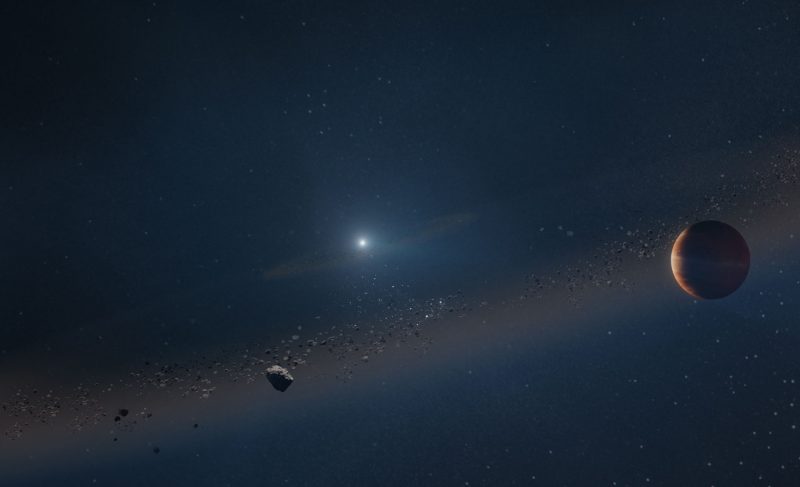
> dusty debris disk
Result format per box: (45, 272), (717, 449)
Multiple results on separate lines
(266, 365), (294, 392)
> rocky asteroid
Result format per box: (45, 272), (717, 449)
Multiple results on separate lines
(266, 365), (294, 392)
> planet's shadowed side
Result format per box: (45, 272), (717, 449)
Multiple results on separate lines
(670, 220), (750, 299)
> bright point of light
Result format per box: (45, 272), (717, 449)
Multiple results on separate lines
(357, 238), (368, 248)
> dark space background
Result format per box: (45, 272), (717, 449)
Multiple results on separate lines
(1, 0), (800, 485)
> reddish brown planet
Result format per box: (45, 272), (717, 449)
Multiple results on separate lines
(670, 220), (750, 299)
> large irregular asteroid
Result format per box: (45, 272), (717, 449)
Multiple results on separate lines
(266, 365), (294, 392)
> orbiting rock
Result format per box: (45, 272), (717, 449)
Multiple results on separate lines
(266, 365), (294, 392)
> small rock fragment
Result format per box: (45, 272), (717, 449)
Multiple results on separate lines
(266, 365), (294, 392)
